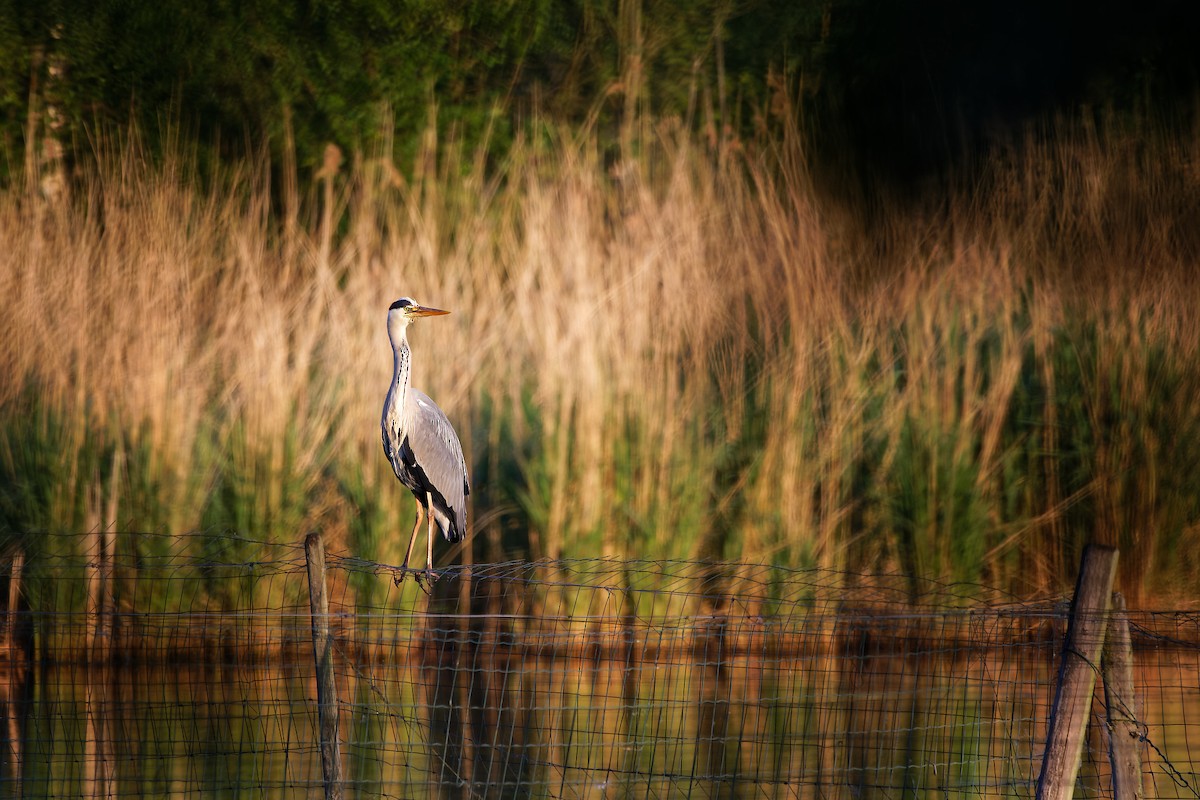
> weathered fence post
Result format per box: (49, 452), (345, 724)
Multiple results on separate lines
(1102, 592), (1142, 800)
(305, 532), (344, 800)
(1035, 544), (1119, 800)
(2, 551), (26, 789)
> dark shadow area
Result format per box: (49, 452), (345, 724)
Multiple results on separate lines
(796, 0), (1200, 199)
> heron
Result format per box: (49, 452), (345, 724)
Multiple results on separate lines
(381, 297), (469, 582)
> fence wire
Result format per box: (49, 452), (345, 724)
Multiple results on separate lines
(0, 534), (1196, 799)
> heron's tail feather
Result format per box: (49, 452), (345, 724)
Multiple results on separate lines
(434, 509), (465, 544)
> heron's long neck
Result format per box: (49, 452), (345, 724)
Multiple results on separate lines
(391, 334), (412, 406)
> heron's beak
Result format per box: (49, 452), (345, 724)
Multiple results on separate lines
(409, 304), (450, 317)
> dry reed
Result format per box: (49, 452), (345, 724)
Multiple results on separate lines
(2, 111), (1199, 601)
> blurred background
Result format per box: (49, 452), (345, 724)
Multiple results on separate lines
(2, 0), (1200, 601)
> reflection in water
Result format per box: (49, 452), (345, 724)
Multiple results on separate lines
(0, 574), (1196, 799)
(13, 660), (320, 798)
(3, 635), (1195, 799)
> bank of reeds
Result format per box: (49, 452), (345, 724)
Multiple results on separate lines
(2, 113), (1199, 606)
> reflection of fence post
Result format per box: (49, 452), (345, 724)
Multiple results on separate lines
(1102, 593), (1142, 800)
(305, 533), (344, 800)
(84, 501), (114, 800)
(693, 596), (732, 799)
(1036, 545), (1118, 800)
(422, 572), (467, 800)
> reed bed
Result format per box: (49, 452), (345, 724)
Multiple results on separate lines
(2, 112), (1199, 603)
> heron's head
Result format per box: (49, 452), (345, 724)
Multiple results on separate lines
(387, 297), (449, 341)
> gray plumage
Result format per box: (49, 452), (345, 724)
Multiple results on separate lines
(381, 297), (469, 571)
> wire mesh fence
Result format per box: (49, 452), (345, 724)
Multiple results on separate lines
(0, 533), (1197, 799)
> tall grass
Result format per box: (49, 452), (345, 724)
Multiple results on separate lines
(2, 112), (1199, 603)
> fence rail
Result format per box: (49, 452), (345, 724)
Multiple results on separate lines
(0, 535), (1197, 799)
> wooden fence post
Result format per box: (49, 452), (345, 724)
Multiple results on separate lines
(2, 551), (26, 789)
(305, 532), (344, 800)
(1102, 592), (1142, 800)
(1035, 545), (1119, 800)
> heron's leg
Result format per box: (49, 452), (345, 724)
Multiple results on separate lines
(401, 501), (425, 572)
(424, 491), (438, 581)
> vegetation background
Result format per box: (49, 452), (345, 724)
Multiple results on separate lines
(2, 0), (1200, 605)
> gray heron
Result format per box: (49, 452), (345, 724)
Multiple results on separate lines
(381, 297), (469, 581)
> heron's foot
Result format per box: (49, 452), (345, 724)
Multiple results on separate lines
(392, 565), (430, 594)
(390, 565), (437, 594)
(412, 570), (434, 596)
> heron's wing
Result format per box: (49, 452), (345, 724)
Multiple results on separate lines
(404, 388), (470, 535)
(381, 387), (408, 481)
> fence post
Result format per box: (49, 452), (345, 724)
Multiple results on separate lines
(305, 532), (344, 800)
(1035, 545), (1119, 800)
(1102, 592), (1142, 800)
(3, 551), (25, 789)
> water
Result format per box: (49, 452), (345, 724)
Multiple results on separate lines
(1, 554), (1196, 798)
(1, 619), (1196, 799)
